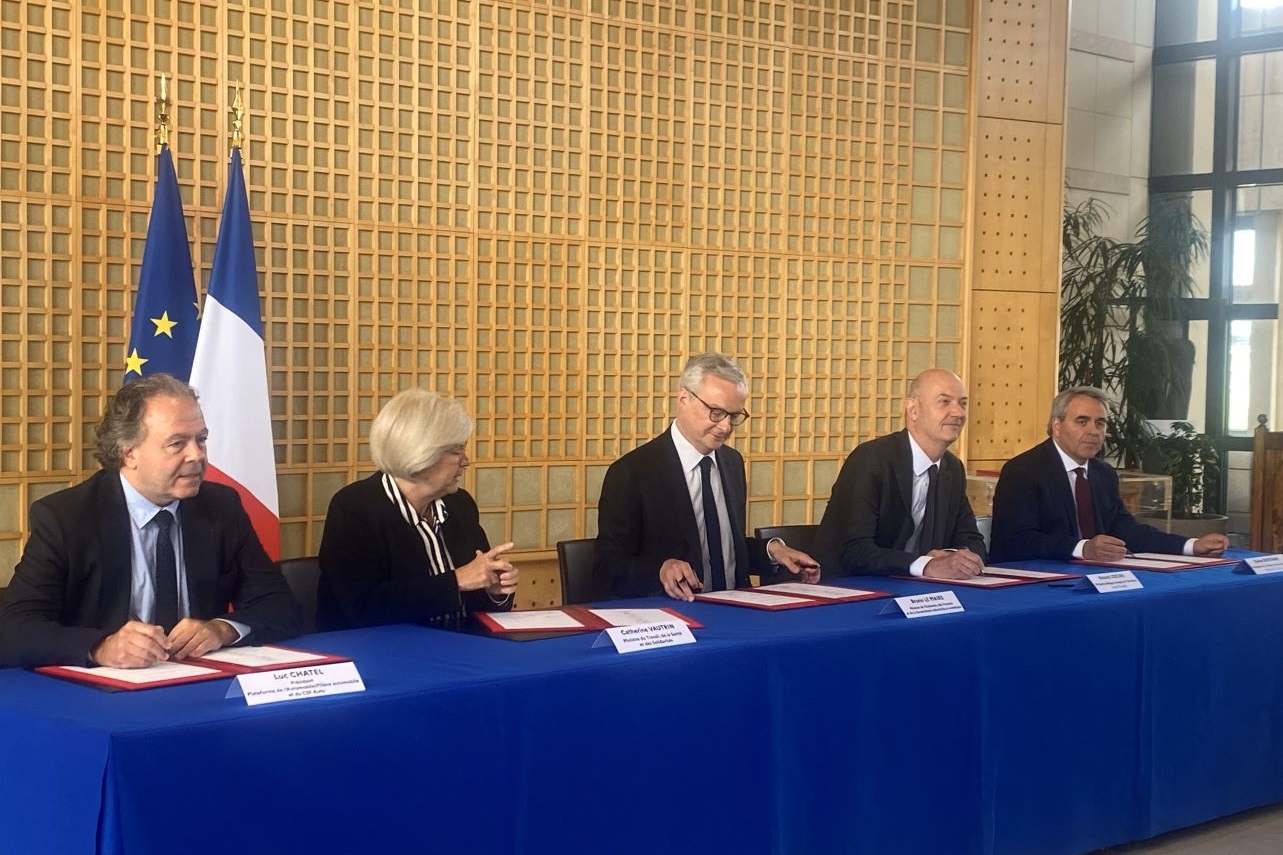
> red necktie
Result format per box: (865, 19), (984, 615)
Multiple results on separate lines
(1074, 467), (1097, 539)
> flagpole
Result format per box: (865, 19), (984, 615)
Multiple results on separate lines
(155, 73), (170, 152)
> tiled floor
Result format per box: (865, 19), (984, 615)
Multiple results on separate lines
(1096, 802), (1283, 853)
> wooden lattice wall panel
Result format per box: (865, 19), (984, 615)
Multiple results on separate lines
(1, 0), (1003, 588)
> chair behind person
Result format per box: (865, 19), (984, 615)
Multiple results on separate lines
(753, 524), (820, 555)
(278, 556), (321, 634)
(557, 538), (608, 605)
(1251, 415), (1283, 553)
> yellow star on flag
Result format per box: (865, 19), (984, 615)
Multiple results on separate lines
(124, 349), (148, 377)
(151, 311), (177, 338)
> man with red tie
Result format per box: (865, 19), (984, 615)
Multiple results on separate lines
(989, 386), (1229, 563)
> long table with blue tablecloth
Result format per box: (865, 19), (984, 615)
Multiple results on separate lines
(2, 552), (1282, 855)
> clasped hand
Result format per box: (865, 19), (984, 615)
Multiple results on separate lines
(456, 542), (519, 597)
(923, 548), (984, 579)
(90, 618), (238, 669)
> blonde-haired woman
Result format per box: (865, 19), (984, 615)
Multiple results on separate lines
(317, 389), (518, 630)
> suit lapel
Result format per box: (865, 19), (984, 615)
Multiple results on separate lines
(893, 430), (915, 518)
(97, 471), (136, 626)
(179, 493), (219, 617)
(1044, 440), (1078, 529)
(657, 432), (704, 567)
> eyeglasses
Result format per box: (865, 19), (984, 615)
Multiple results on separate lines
(685, 388), (750, 426)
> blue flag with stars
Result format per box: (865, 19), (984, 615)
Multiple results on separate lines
(124, 144), (199, 383)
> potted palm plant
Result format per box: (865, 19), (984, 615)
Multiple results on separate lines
(1143, 421), (1228, 537)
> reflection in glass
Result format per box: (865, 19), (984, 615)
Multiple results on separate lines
(1155, 189), (1213, 298)
(1241, 0), (1283, 36)
(1151, 60), (1216, 176)
(1155, 0), (1219, 45)
(1233, 184), (1283, 304)
(1227, 319), (1279, 434)
(1237, 52), (1283, 171)
(1185, 320), (1209, 433)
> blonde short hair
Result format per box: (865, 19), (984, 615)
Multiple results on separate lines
(369, 389), (474, 478)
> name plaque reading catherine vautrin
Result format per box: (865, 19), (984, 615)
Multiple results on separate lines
(228, 662), (366, 707)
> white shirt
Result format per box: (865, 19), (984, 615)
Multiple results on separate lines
(670, 421), (736, 590)
(119, 473), (248, 639)
(905, 434), (941, 577)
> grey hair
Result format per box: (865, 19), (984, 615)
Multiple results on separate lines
(370, 388), (474, 478)
(94, 373), (199, 469)
(678, 353), (748, 395)
(1047, 386), (1111, 435)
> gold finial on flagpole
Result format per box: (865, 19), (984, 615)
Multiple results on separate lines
(230, 79), (245, 154)
(155, 73), (171, 151)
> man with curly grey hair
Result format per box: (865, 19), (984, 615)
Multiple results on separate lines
(0, 373), (300, 669)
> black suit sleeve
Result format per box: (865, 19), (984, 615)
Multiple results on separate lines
(0, 500), (112, 668)
(815, 444), (919, 576)
(443, 490), (514, 615)
(593, 457), (669, 598)
(208, 490), (302, 646)
(990, 455), (1082, 562)
(318, 486), (468, 629)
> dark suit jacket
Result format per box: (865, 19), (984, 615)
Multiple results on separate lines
(593, 431), (776, 598)
(317, 474), (512, 630)
(812, 430), (987, 577)
(0, 469), (301, 669)
(989, 438), (1186, 562)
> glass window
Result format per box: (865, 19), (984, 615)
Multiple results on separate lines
(1237, 51), (1283, 170)
(1156, 0), (1219, 45)
(1151, 59), (1217, 175)
(1233, 184), (1283, 304)
(1240, 0), (1283, 36)
(1226, 318), (1279, 434)
(1154, 189), (1214, 298)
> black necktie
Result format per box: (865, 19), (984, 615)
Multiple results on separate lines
(153, 510), (180, 632)
(919, 464), (940, 552)
(699, 456), (727, 591)
(1074, 467), (1097, 539)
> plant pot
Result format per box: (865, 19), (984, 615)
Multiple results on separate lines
(1167, 514), (1229, 539)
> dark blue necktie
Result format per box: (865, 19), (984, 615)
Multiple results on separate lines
(153, 510), (180, 632)
(699, 456), (727, 591)
(919, 464), (940, 552)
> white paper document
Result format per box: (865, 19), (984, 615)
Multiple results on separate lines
(484, 610), (586, 630)
(1130, 553), (1223, 565)
(195, 646), (328, 667)
(588, 608), (685, 627)
(952, 575), (1019, 587)
(755, 582), (876, 599)
(59, 661), (224, 685)
(1101, 557), (1188, 570)
(983, 567), (1071, 580)
(697, 590), (810, 607)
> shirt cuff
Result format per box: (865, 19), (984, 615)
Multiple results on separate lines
(1072, 540), (1087, 559)
(909, 555), (931, 577)
(213, 618), (250, 644)
(1182, 538), (1196, 556)
(766, 537), (785, 565)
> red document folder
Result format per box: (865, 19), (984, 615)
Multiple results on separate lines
(34, 645), (350, 692)
(694, 584), (889, 610)
(893, 567), (1081, 588)
(1072, 553), (1240, 573)
(474, 606), (702, 635)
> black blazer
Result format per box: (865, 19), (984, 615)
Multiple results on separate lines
(316, 473), (512, 631)
(812, 430), (987, 577)
(0, 470), (301, 669)
(989, 438), (1187, 562)
(593, 431), (775, 598)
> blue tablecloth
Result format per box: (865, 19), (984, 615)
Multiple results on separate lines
(3, 553), (1282, 855)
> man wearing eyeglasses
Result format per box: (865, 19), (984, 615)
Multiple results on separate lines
(594, 353), (821, 601)
(812, 368), (988, 579)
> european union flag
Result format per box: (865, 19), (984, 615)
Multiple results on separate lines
(124, 144), (199, 383)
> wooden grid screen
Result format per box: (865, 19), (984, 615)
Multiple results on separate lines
(0, 0), (1013, 599)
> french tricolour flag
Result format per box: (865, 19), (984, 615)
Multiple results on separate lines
(191, 147), (280, 559)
